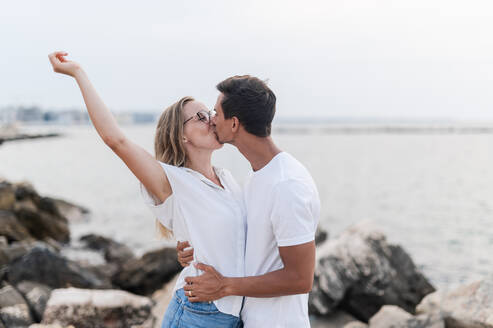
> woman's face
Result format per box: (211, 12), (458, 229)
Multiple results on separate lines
(182, 101), (222, 151)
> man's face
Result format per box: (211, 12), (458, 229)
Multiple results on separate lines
(211, 93), (234, 144)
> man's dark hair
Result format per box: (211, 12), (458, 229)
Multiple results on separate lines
(216, 75), (276, 137)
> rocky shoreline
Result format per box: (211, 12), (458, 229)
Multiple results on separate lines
(0, 125), (61, 146)
(1, 178), (492, 328)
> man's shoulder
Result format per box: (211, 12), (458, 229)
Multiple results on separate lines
(275, 154), (316, 188)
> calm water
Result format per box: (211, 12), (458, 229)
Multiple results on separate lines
(1, 124), (493, 290)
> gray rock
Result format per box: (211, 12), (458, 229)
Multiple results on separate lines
(79, 234), (135, 264)
(6, 246), (112, 290)
(16, 281), (52, 322)
(369, 305), (444, 328)
(309, 221), (435, 321)
(0, 282), (34, 327)
(344, 322), (369, 328)
(112, 247), (181, 296)
(29, 325), (75, 328)
(1, 240), (57, 266)
(42, 287), (154, 328)
(315, 227), (329, 246)
(417, 276), (493, 328)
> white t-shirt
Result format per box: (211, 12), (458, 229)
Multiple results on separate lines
(139, 162), (247, 317)
(241, 152), (320, 328)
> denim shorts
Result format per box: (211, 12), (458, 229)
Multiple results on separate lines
(161, 288), (243, 328)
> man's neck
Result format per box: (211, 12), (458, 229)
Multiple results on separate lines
(234, 134), (282, 172)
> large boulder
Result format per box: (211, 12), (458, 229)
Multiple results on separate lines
(0, 281), (34, 327)
(6, 246), (112, 290)
(417, 276), (493, 327)
(79, 234), (135, 264)
(42, 288), (154, 328)
(369, 305), (444, 328)
(309, 221), (435, 321)
(112, 247), (181, 296)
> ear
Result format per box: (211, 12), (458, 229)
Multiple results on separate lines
(231, 117), (240, 133)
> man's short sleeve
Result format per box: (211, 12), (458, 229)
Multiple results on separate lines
(139, 182), (175, 230)
(270, 179), (320, 247)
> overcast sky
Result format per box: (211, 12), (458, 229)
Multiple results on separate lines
(1, 0), (493, 119)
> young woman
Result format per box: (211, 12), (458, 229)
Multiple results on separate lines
(48, 51), (245, 328)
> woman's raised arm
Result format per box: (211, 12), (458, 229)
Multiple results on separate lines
(48, 51), (171, 204)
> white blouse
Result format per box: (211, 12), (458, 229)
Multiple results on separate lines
(139, 161), (246, 317)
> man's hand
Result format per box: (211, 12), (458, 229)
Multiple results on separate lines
(183, 263), (226, 302)
(176, 241), (194, 267)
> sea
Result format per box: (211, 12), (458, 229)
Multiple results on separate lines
(2, 122), (493, 291)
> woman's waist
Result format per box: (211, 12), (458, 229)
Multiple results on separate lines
(172, 284), (244, 317)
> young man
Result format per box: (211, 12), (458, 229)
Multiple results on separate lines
(178, 75), (320, 327)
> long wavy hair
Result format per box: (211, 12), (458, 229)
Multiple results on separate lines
(153, 96), (194, 238)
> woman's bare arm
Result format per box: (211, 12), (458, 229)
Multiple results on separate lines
(48, 51), (171, 204)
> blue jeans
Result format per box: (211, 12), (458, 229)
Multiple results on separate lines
(161, 288), (243, 328)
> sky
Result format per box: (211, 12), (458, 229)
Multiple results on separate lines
(1, 0), (493, 120)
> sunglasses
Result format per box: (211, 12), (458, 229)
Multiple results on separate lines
(183, 109), (216, 125)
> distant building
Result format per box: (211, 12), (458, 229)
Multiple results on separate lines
(133, 112), (157, 124)
(15, 106), (43, 122)
(1, 106), (156, 126)
(0, 106), (17, 126)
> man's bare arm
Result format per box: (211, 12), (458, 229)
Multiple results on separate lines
(184, 241), (315, 301)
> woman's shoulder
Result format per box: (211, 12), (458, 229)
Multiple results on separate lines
(156, 160), (186, 171)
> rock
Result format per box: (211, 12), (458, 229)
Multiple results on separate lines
(315, 227), (329, 246)
(112, 247), (181, 296)
(150, 274), (179, 327)
(369, 305), (444, 328)
(60, 245), (106, 268)
(0, 210), (34, 244)
(79, 234), (135, 264)
(13, 203), (70, 243)
(42, 287), (155, 328)
(309, 221), (435, 321)
(344, 322), (369, 328)
(310, 310), (361, 328)
(46, 197), (90, 223)
(417, 276), (493, 328)
(6, 246), (112, 290)
(0, 281), (34, 327)
(13, 181), (40, 203)
(0, 182), (16, 210)
(1, 240), (58, 268)
(29, 325), (75, 328)
(16, 281), (52, 322)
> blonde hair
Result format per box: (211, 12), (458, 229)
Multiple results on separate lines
(154, 96), (194, 238)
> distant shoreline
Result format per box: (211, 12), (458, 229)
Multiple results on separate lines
(273, 124), (493, 135)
